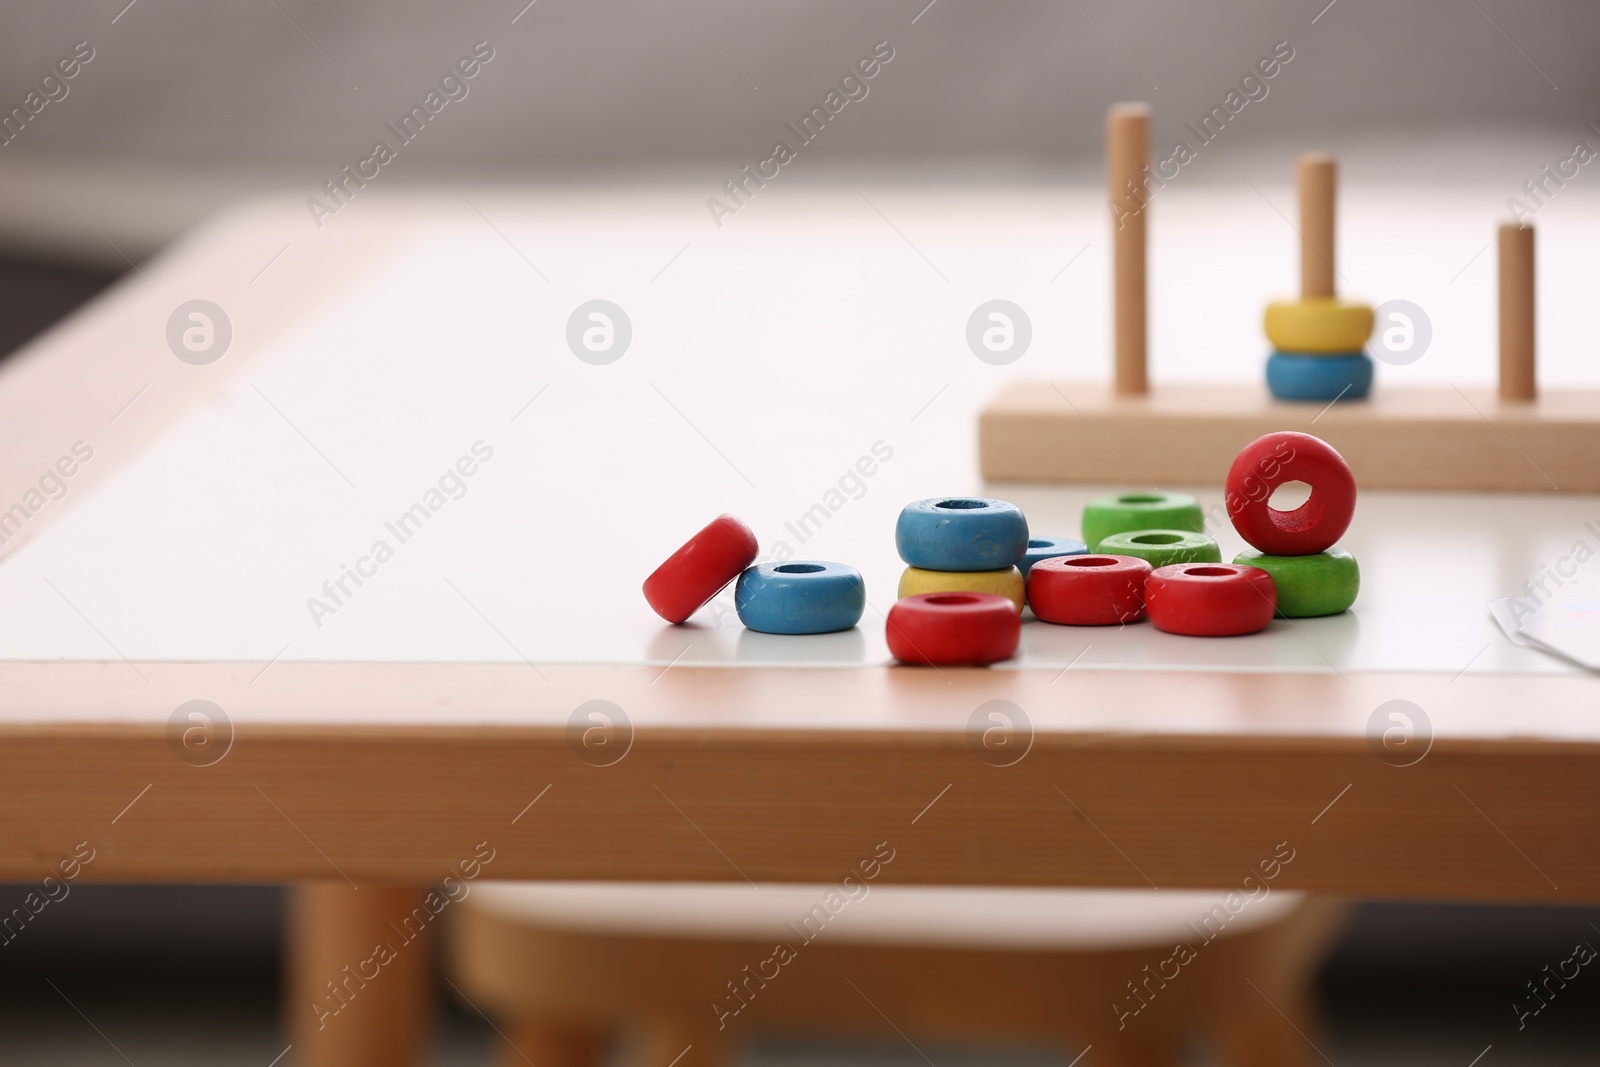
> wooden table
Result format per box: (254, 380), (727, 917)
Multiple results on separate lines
(2, 186), (1596, 1064)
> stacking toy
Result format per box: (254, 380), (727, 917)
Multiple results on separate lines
(1262, 153), (1375, 402)
(643, 514), (759, 624)
(735, 561), (865, 634)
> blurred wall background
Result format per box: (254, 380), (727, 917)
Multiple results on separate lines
(3, 0), (1596, 167)
(1, 0), (1597, 264)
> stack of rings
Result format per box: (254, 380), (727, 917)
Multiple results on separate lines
(1224, 431), (1360, 617)
(895, 497), (1027, 613)
(1263, 298), (1374, 402)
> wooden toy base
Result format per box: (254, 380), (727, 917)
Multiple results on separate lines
(980, 382), (1600, 492)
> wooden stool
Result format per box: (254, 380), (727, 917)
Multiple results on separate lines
(449, 885), (1346, 1067)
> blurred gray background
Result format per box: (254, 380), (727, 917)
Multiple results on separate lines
(3, 0), (1595, 166)
(2, 0), (1598, 264)
(2, 1), (1599, 1063)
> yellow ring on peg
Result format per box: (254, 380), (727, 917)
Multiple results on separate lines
(898, 566), (1025, 612)
(1264, 299), (1374, 353)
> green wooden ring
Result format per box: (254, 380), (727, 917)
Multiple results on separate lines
(1081, 491), (1204, 551)
(1095, 529), (1220, 569)
(1232, 548), (1358, 617)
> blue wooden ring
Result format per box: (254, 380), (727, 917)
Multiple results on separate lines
(734, 561), (865, 634)
(1266, 351), (1373, 402)
(895, 497), (1028, 571)
(1018, 536), (1088, 578)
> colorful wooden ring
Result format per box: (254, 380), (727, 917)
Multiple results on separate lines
(1145, 563), (1277, 636)
(898, 565), (1024, 612)
(1081, 492), (1203, 553)
(895, 497), (1028, 571)
(1266, 351), (1373, 402)
(886, 592), (1020, 665)
(1027, 554), (1153, 626)
(1264, 298), (1374, 353)
(642, 514), (760, 624)
(1233, 548), (1359, 617)
(1094, 529), (1220, 569)
(1225, 431), (1355, 556)
(1018, 536), (1088, 578)
(735, 561), (865, 634)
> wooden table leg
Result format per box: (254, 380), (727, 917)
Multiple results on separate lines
(638, 1019), (727, 1067)
(287, 882), (436, 1067)
(498, 1021), (608, 1067)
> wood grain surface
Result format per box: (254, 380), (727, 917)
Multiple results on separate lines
(980, 381), (1600, 490)
(1, 661), (1594, 900)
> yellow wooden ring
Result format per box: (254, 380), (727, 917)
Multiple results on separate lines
(898, 566), (1024, 612)
(1264, 299), (1373, 353)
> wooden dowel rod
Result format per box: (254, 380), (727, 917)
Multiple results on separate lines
(288, 883), (436, 1067)
(1298, 152), (1337, 299)
(1108, 102), (1150, 396)
(1498, 222), (1536, 401)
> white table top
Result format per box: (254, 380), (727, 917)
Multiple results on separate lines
(1, 184), (1596, 678)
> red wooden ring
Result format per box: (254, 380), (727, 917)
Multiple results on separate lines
(1225, 431), (1355, 556)
(1026, 554), (1152, 626)
(1145, 563), (1276, 636)
(643, 514), (759, 624)
(886, 593), (1020, 666)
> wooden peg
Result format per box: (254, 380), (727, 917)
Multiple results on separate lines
(1298, 153), (1337, 299)
(1108, 102), (1150, 396)
(1498, 222), (1536, 401)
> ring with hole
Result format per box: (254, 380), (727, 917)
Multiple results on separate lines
(895, 497), (1028, 572)
(1081, 491), (1203, 552)
(1094, 529), (1221, 570)
(1145, 563), (1277, 636)
(1027, 554), (1154, 626)
(1225, 431), (1356, 556)
(734, 561), (865, 634)
(898, 565), (1024, 613)
(1018, 536), (1089, 578)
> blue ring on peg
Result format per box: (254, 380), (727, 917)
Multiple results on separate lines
(1018, 536), (1089, 578)
(734, 561), (865, 634)
(1266, 351), (1373, 402)
(895, 497), (1028, 571)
